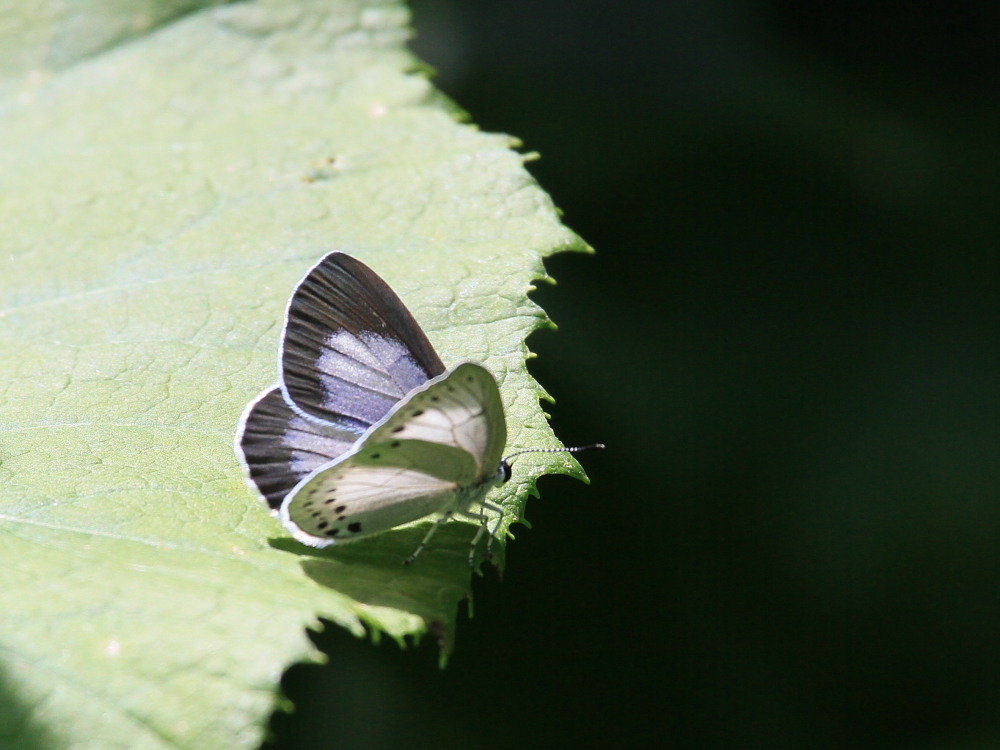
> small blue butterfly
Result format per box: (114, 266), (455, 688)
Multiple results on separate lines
(236, 252), (601, 564)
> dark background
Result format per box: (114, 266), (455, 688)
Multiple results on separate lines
(269, 2), (1000, 748)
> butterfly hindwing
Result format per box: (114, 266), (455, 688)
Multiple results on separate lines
(280, 457), (460, 546)
(281, 252), (446, 430)
(280, 363), (508, 547)
(236, 387), (360, 510)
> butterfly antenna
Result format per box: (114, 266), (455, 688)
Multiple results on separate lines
(503, 443), (605, 463)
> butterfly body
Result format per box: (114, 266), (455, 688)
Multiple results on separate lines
(236, 252), (510, 557)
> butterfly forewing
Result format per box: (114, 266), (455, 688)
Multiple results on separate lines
(237, 388), (360, 510)
(369, 362), (507, 476)
(281, 252), (445, 429)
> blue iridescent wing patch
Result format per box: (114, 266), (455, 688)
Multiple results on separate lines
(280, 253), (445, 429)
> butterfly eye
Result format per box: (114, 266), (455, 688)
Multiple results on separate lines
(497, 460), (512, 484)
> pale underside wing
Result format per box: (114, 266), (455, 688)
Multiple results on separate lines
(280, 362), (508, 547)
(237, 252), (447, 509)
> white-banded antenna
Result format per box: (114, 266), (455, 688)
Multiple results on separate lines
(503, 443), (605, 463)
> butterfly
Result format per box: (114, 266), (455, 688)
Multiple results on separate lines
(235, 252), (601, 565)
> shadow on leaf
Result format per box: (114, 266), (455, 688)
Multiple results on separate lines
(267, 522), (501, 655)
(0, 661), (58, 750)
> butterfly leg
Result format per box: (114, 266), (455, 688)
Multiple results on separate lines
(404, 511), (453, 565)
(484, 507), (506, 562)
(479, 501), (506, 563)
(460, 500), (505, 567)
(467, 521), (489, 568)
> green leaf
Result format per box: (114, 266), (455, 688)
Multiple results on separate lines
(0, 1), (589, 748)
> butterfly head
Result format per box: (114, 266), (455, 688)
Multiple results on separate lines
(496, 460), (514, 484)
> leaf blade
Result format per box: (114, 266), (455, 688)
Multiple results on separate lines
(0, 1), (589, 747)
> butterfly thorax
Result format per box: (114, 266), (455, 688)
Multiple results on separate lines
(451, 469), (505, 513)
